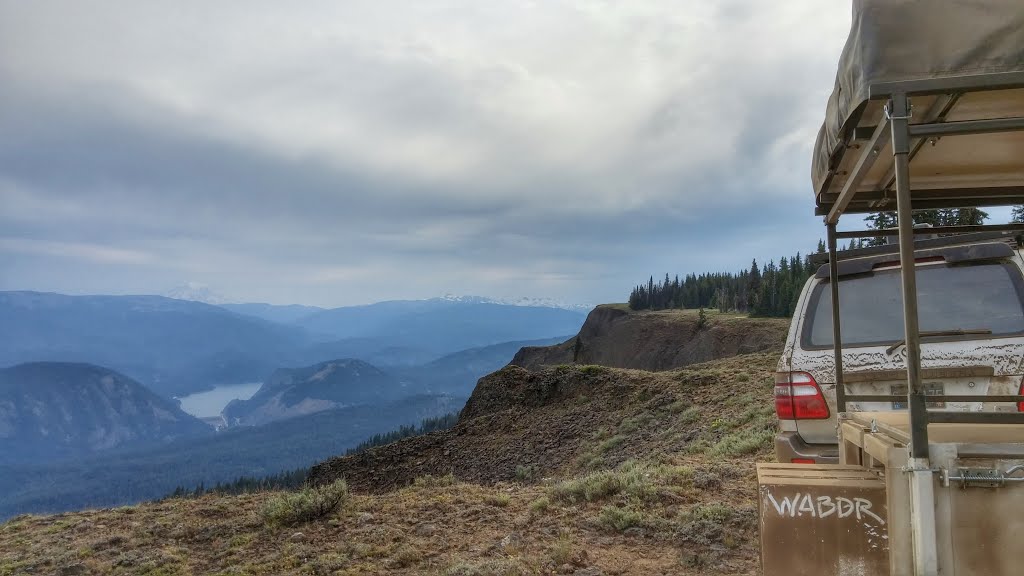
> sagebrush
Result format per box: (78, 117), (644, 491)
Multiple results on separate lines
(261, 479), (348, 526)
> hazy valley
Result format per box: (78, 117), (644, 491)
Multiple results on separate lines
(0, 292), (584, 519)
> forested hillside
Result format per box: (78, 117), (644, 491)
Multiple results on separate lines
(0, 363), (211, 464)
(0, 395), (462, 519)
(165, 413), (460, 499)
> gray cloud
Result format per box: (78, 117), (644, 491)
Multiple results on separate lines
(1, 1), (851, 306)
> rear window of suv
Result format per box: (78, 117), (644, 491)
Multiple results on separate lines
(802, 262), (1024, 349)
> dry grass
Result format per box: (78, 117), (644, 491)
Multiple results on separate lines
(0, 353), (778, 575)
(261, 479), (348, 526)
(1, 461), (764, 575)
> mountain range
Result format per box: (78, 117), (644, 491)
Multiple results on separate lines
(0, 291), (307, 397)
(1, 291), (587, 397)
(0, 289), (586, 518)
(222, 336), (567, 427)
(293, 298), (585, 354)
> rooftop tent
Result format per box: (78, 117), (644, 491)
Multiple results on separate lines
(812, 0), (1024, 217)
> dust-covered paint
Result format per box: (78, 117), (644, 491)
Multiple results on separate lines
(775, 250), (1024, 449)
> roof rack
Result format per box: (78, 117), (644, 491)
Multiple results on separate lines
(819, 72), (1024, 467)
(807, 228), (1023, 268)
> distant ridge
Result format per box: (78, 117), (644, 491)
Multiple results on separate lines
(0, 362), (211, 464)
(165, 282), (231, 305)
(0, 291), (308, 397)
(221, 302), (325, 324)
(435, 294), (592, 312)
(223, 358), (405, 427)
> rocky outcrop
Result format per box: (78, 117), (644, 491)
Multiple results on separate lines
(308, 352), (780, 492)
(511, 305), (788, 372)
(308, 307), (788, 492)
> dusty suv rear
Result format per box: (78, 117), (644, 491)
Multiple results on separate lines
(775, 239), (1024, 464)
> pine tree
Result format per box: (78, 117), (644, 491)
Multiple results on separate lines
(746, 260), (762, 314)
(951, 208), (988, 226)
(864, 212), (897, 246)
(1013, 206), (1024, 223)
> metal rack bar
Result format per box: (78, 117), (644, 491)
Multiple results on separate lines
(835, 223), (1024, 239)
(909, 116), (1024, 138)
(890, 91), (931, 460)
(843, 395), (1024, 403)
(868, 71), (1024, 98)
(827, 118), (891, 224)
(817, 186), (1024, 216)
(928, 413), (1024, 425)
(827, 223), (846, 413)
(819, 197), (1024, 215)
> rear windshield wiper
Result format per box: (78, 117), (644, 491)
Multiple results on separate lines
(885, 329), (992, 355)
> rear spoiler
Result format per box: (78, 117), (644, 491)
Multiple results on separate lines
(814, 241), (1015, 279)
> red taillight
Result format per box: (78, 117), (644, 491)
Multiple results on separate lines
(791, 458), (816, 464)
(1017, 378), (1024, 412)
(775, 372), (830, 420)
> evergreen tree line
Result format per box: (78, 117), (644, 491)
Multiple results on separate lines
(343, 412), (460, 456)
(164, 467), (309, 499)
(628, 250), (817, 318)
(862, 208), (992, 246)
(629, 206), (1024, 318)
(162, 412), (460, 499)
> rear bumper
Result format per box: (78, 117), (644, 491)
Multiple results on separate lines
(775, 431), (839, 464)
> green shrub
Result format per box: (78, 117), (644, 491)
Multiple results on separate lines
(514, 464), (539, 483)
(654, 464), (694, 487)
(597, 505), (645, 532)
(597, 434), (626, 453)
(667, 399), (691, 413)
(552, 470), (622, 503)
(550, 460), (656, 504)
(548, 533), (574, 565)
(484, 493), (511, 507)
(390, 545), (423, 568)
(677, 503), (744, 546)
(529, 496), (551, 515)
(618, 413), (655, 434)
(686, 503), (733, 523)
(677, 406), (701, 425)
(444, 559), (527, 576)
(707, 428), (775, 457)
(413, 473), (456, 488)
(261, 479), (348, 526)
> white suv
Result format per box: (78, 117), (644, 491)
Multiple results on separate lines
(775, 237), (1024, 463)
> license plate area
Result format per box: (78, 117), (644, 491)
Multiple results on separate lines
(889, 382), (946, 409)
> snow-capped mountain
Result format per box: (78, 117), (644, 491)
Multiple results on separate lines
(435, 294), (591, 312)
(165, 282), (232, 305)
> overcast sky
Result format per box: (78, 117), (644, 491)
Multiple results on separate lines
(0, 1), (922, 307)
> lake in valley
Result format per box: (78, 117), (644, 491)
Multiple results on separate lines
(176, 382), (262, 418)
